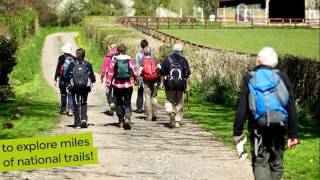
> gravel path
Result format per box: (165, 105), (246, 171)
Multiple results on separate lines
(1, 32), (254, 180)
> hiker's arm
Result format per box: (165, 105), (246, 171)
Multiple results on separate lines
(282, 73), (298, 139)
(88, 63), (96, 84)
(100, 56), (108, 82)
(54, 56), (64, 82)
(106, 60), (115, 90)
(233, 78), (249, 137)
(183, 58), (191, 79)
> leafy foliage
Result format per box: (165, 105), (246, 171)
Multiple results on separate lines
(0, 36), (18, 100)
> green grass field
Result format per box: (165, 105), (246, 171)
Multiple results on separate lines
(161, 28), (320, 60)
(0, 27), (80, 139)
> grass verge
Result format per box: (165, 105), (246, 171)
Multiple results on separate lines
(161, 28), (320, 60)
(0, 27), (80, 139)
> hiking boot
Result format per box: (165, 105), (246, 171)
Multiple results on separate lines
(67, 109), (74, 116)
(124, 118), (131, 130)
(134, 109), (144, 114)
(169, 113), (176, 128)
(175, 121), (180, 128)
(119, 119), (124, 128)
(75, 126), (81, 129)
(104, 110), (114, 116)
(152, 117), (157, 121)
(60, 107), (67, 115)
(80, 120), (88, 128)
(145, 117), (152, 121)
(110, 103), (115, 111)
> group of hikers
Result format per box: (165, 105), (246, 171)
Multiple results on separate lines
(54, 40), (298, 180)
(55, 40), (190, 130)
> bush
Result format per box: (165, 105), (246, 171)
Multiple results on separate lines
(0, 36), (18, 100)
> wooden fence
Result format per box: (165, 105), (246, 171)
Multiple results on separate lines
(119, 16), (320, 29)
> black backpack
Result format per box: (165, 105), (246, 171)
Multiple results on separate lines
(165, 56), (185, 90)
(115, 59), (131, 80)
(72, 61), (90, 90)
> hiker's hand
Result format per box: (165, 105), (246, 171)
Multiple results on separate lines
(233, 134), (245, 144)
(54, 81), (57, 87)
(288, 138), (299, 148)
(100, 78), (104, 83)
(106, 86), (109, 95)
(91, 83), (96, 94)
(160, 83), (164, 89)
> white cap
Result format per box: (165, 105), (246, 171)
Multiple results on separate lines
(61, 43), (73, 54)
(257, 47), (278, 67)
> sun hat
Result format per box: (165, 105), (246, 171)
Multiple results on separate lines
(61, 43), (73, 54)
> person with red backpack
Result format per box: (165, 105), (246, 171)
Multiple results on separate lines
(160, 43), (191, 128)
(54, 43), (75, 116)
(139, 47), (160, 121)
(106, 44), (139, 130)
(100, 44), (118, 116)
(66, 48), (96, 129)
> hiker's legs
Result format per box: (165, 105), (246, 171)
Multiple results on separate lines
(123, 87), (133, 119)
(136, 84), (144, 111)
(144, 83), (153, 120)
(165, 90), (175, 127)
(72, 93), (81, 127)
(151, 83), (158, 119)
(251, 132), (272, 180)
(80, 91), (88, 121)
(114, 88), (125, 120)
(175, 91), (184, 123)
(269, 131), (285, 180)
(59, 83), (67, 113)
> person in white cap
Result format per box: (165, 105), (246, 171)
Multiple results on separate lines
(160, 43), (191, 128)
(233, 47), (298, 180)
(54, 43), (75, 115)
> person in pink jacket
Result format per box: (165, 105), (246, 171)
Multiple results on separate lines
(100, 44), (118, 116)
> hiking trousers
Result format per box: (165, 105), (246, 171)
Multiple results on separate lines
(144, 81), (158, 120)
(251, 128), (285, 180)
(114, 87), (133, 120)
(72, 91), (89, 127)
(59, 80), (73, 109)
(165, 90), (184, 122)
(106, 85), (116, 106)
(136, 84), (144, 110)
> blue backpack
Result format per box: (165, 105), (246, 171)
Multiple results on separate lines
(248, 68), (289, 127)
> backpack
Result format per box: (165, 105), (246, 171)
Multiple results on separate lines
(142, 57), (159, 81)
(60, 56), (73, 78)
(165, 56), (185, 90)
(248, 68), (289, 127)
(72, 61), (90, 89)
(115, 59), (131, 80)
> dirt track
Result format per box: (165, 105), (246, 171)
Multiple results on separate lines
(1, 32), (254, 180)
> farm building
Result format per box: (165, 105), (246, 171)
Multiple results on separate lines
(217, 0), (319, 21)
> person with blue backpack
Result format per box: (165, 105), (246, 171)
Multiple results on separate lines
(54, 43), (74, 116)
(233, 47), (298, 180)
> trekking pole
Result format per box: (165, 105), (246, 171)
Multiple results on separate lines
(186, 91), (189, 110)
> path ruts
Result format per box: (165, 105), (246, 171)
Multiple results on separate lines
(1, 32), (254, 180)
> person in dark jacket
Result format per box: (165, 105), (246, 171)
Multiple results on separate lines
(160, 43), (191, 128)
(233, 47), (298, 180)
(66, 48), (96, 129)
(54, 43), (75, 115)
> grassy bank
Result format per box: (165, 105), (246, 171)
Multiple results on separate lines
(161, 29), (320, 60)
(0, 27), (80, 139)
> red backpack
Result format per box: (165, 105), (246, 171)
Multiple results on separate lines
(142, 57), (159, 81)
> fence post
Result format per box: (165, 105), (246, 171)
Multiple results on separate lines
(191, 18), (194, 29)
(179, 18), (182, 29)
(204, 18), (207, 29)
(167, 18), (170, 29)
(146, 17), (148, 28)
(156, 17), (159, 29)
